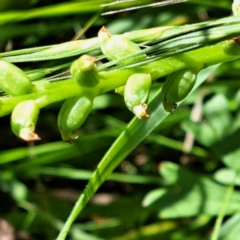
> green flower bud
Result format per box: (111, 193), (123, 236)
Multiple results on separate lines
(11, 100), (40, 141)
(58, 94), (94, 141)
(161, 68), (199, 112)
(98, 26), (146, 66)
(124, 73), (152, 119)
(0, 60), (32, 96)
(70, 55), (99, 88)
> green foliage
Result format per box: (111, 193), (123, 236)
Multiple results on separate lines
(1, 1), (240, 240)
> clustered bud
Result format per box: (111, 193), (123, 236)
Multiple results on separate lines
(70, 55), (99, 88)
(1, 26), (202, 141)
(161, 68), (199, 112)
(98, 27), (152, 118)
(57, 94), (94, 142)
(0, 60), (32, 96)
(124, 73), (152, 119)
(11, 100), (40, 141)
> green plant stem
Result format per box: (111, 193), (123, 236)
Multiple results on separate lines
(147, 134), (208, 157)
(36, 167), (160, 184)
(0, 80), (98, 116)
(210, 172), (238, 240)
(1, 40), (240, 117)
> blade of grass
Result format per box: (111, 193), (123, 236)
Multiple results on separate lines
(0, 129), (119, 165)
(0, 0), (157, 25)
(210, 171), (239, 240)
(146, 134), (208, 157)
(101, 0), (188, 15)
(3, 15), (240, 62)
(0, 1), (102, 24)
(36, 167), (160, 184)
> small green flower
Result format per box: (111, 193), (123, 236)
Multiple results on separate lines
(70, 55), (99, 88)
(124, 73), (152, 118)
(98, 27), (151, 118)
(11, 100), (40, 141)
(0, 60), (32, 96)
(161, 68), (200, 112)
(58, 94), (94, 141)
(98, 26), (146, 66)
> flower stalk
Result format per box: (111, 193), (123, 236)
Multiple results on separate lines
(1, 39), (240, 117)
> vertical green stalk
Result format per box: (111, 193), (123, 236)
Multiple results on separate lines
(210, 172), (238, 240)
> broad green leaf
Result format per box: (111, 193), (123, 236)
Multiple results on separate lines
(142, 162), (240, 218)
(0, 171), (28, 202)
(211, 129), (240, 170)
(222, 148), (240, 171)
(182, 94), (232, 147)
(214, 168), (240, 186)
(158, 160), (180, 186)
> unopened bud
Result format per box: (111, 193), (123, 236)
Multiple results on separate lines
(11, 100), (40, 141)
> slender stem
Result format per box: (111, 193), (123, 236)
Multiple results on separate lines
(97, 40), (240, 92)
(1, 40), (240, 117)
(210, 171), (239, 240)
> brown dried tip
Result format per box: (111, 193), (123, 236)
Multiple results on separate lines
(133, 104), (150, 119)
(76, 55), (96, 72)
(19, 129), (41, 141)
(98, 26), (111, 41)
(229, 37), (240, 45)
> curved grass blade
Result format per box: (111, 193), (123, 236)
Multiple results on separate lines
(101, 0), (230, 16)
(56, 64), (219, 240)
(102, 0), (188, 16)
(0, 1), (104, 25)
(3, 15), (240, 63)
